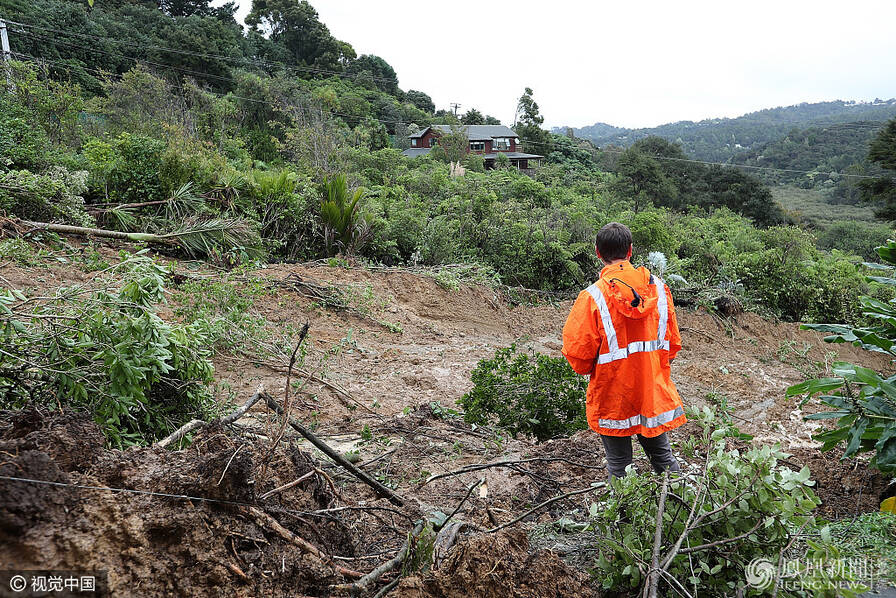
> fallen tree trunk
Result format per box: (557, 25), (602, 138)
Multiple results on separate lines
(18, 219), (170, 244)
(12, 217), (262, 259)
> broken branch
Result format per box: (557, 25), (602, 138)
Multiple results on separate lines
(245, 506), (361, 580)
(258, 470), (316, 501)
(422, 456), (603, 485)
(646, 472), (669, 598)
(263, 393), (406, 507)
(157, 385), (265, 448)
(487, 482), (607, 533)
(440, 478), (483, 530)
(331, 521), (424, 595)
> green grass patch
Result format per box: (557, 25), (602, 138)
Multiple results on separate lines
(773, 185), (876, 227)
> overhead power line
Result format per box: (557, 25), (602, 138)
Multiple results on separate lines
(9, 16), (894, 140)
(10, 19), (893, 136)
(16, 30), (240, 85)
(6, 18), (403, 86)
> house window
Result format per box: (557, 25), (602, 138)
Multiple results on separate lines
(493, 137), (512, 150)
(430, 137), (438, 148)
(411, 139), (417, 147)
(470, 141), (485, 151)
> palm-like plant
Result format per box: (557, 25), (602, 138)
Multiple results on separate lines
(320, 174), (371, 257)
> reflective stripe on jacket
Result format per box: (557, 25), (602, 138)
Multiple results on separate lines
(562, 261), (685, 437)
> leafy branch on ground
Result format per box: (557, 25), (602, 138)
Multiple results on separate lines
(0, 252), (221, 446)
(582, 407), (858, 597)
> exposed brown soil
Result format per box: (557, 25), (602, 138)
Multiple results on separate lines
(394, 530), (596, 598)
(1, 240), (894, 596)
(0, 409), (359, 597)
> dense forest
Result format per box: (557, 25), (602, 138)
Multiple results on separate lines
(729, 122), (885, 190)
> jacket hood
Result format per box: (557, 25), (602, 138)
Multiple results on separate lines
(599, 261), (658, 319)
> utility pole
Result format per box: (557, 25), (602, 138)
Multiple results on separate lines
(450, 102), (461, 118)
(0, 18), (11, 90)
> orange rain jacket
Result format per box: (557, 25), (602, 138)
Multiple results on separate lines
(562, 261), (685, 437)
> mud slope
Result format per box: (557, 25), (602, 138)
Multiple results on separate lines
(1, 244), (893, 596)
(214, 262), (892, 442)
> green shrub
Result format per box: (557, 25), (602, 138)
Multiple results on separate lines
(788, 239), (896, 474)
(462, 153), (485, 173)
(627, 209), (681, 260)
(158, 139), (228, 194)
(671, 208), (763, 284)
(816, 220), (894, 262)
(320, 174), (373, 257)
(0, 62), (83, 172)
(0, 100), (53, 172)
(732, 227), (867, 323)
(459, 344), (587, 440)
(243, 169), (323, 260)
(0, 166), (92, 226)
(85, 133), (223, 210)
(0, 253), (217, 447)
(85, 133), (167, 205)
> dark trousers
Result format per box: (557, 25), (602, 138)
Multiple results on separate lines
(600, 432), (680, 479)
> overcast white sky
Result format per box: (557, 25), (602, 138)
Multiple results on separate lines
(226, 0), (896, 129)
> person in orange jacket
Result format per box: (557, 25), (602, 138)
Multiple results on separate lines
(562, 222), (685, 479)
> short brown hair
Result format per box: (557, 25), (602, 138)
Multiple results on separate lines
(596, 222), (632, 261)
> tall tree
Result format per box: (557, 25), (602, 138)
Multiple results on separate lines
(610, 147), (677, 212)
(345, 54), (399, 96)
(406, 90), (434, 114)
(701, 167), (785, 227)
(246, 0), (351, 71)
(513, 87), (550, 154)
(860, 118), (896, 219)
(514, 87), (542, 128)
(631, 136), (703, 210)
(461, 108), (484, 125)
(157, 0), (213, 17)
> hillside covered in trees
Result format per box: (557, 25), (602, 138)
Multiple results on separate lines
(2, 1), (896, 595)
(1, 0), (894, 319)
(559, 99), (896, 163)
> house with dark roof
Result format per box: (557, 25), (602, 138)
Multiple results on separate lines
(402, 124), (543, 170)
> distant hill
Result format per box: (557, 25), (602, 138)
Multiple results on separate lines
(556, 100), (896, 163)
(730, 122), (887, 188)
